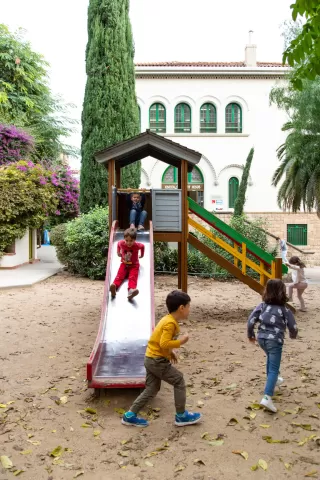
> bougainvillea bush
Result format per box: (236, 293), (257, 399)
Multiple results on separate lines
(46, 163), (79, 225)
(0, 160), (58, 256)
(0, 124), (34, 165)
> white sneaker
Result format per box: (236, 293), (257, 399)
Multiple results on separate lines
(276, 376), (284, 386)
(128, 288), (139, 300)
(260, 395), (277, 413)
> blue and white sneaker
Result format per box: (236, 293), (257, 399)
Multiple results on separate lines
(121, 412), (149, 427)
(175, 411), (202, 427)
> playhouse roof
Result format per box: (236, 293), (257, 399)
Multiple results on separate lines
(95, 130), (202, 170)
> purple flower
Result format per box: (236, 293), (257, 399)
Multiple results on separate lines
(55, 210), (61, 215)
(16, 165), (27, 172)
(39, 176), (47, 185)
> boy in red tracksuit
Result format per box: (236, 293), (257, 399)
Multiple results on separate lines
(110, 228), (144, 300)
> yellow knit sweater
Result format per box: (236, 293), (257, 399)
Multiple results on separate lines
(146, 314), (181, 359)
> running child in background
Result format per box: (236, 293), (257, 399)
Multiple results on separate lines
(247, 279), (298, 413)
(127, 191), (147, 231)
(278, 235), (288, 264)
(286, 256), (308, 312)
(110, 228), (144, 300)
(122, 290), (202, 428)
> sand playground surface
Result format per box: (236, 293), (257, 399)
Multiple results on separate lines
(0, 273), (319, 480)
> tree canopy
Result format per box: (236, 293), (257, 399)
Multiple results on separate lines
(283, 0), (320, 89)
(270, 76), (320, 213)
(0, 24), (77, 162)
(80, 0), (140, 213)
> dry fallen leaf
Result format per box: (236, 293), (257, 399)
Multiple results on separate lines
(81, 423), (92, 428)
(194, 459), (205, 466)
(118, 451), (129, 457)
(292, 423), (314, 431)
(27, 440), (41, 446)
(251, 464), (259, 471)
(208, 440), (224, 446)
(114, 408), (126, 415)
(259, 424), (271, 429)
(201, 432), (211, 440)
(13, 470), (25, 476)
(85, 407), (97, 415)
(197, 401), (204, 408)
(174, 465), (185, 472)
(73, 473), (84, 479)
(248, 403), (262, 411)
(60, 396), (68, 405)
(228, 418), (239, 426)
(284, 463), (292, 470)
(262, 436), (289, 444)
(145, 460), (154, 467)
(0, 455), (13, 469)
(50, 446), (63, 457)
(20, 450), (32, 455)
(304, 471), (318, 478)
(93, 430), (101, 437)
(232, 450), (249, 460)
(258, 459), (268, 471)
(0, 404), (7, 408)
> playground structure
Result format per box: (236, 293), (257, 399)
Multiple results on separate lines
(87, 130), (287, 391)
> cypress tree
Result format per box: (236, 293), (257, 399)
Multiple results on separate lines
(80, 0), (140, 213)
(233, 147), (254, 216)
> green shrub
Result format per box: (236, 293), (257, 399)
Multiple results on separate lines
(51, 207), (109, 279)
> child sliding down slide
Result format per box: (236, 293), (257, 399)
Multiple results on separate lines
(110, 228), (144, 301)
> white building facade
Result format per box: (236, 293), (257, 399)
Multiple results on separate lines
(136, 41), (288, 213)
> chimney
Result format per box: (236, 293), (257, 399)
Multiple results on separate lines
(245, 30), (257, 67)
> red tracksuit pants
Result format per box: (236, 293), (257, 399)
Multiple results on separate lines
(113, 263), (139, 290)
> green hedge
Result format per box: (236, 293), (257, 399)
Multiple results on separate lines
(51, 207), (109, 279)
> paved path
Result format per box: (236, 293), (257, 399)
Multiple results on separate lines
(0, 246), (62, 289)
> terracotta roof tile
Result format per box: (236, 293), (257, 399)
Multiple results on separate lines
(135, 61), (287, 68)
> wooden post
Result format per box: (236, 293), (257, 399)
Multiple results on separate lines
(260, 260), (266, 286)
(108, 159), (115, 233)
(234, 243), (239, 268)
(180, 160), (188, 292)
(115, 165), (121, 189)
(241, 242), (247, 275)
(274, 257), (283, 279)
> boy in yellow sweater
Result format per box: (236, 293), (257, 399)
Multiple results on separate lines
(122, 290), (202, 427)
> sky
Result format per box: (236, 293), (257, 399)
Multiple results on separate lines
(1, 0), (293, 168)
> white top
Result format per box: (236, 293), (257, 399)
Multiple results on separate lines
(288, 264), (307, 284)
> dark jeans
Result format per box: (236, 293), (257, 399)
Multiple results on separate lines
(130, 357), (186, 414)
(258, 338), (283, 396)
(129, 209), (147, 227)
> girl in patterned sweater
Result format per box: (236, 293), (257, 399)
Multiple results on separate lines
(247, 279), (298, 413)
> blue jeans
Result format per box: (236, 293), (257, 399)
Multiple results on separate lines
(258, 338), (283, 396)
(129, 209), (147, 227)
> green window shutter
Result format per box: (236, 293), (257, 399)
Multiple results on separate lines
(149, 103), (166, 133)
(200, 103), (217, 133)
(228, 177), (239, 208)
(175, 103), (192, 133)
(287, 224), (308, 246)
(225, 103), (242, 133)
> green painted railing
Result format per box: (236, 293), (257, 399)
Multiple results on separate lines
(188, 197), (288, 274)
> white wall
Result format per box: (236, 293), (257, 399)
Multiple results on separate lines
(0, 229), (37, 268)
(136, 75), (288, 212)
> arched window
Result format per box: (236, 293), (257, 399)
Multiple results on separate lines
(162, 165), (204, 184)
(175, 103), (191, 133)
(225, 103), (242, 133)
(229, 177), (239, 208)
(149, 103), (166, 133)
(200, 103), (217, 133)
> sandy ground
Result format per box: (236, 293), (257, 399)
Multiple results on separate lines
(0, 273), (319, 480)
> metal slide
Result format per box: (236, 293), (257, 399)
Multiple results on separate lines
(87, 221), (155, 389)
